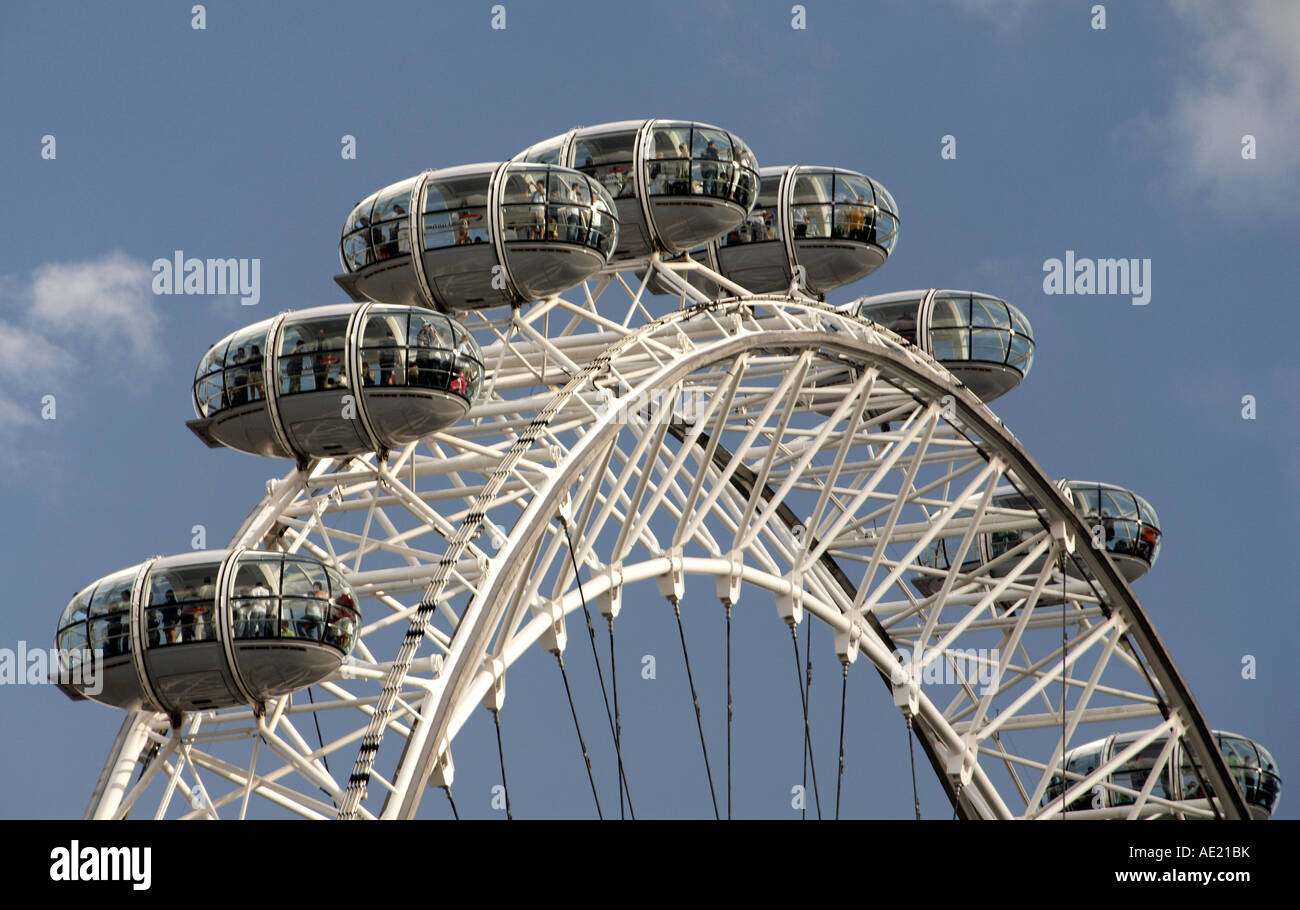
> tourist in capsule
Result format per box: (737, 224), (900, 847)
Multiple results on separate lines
(415, 320), (436, 388)
(567, 180), (587, 243)
(247, 345), (264, 401)
(792, 205), (808, 238)
(302, 581), (328, 639)
(700, 139), (721, 197)
(230, 346), (249, 406)
(529, 179), (545, 240)
(250, 578), (272, 637)
(312, 329), (330, 392)
(285, 339), (304, 393)
(161, 590), (180, 645)
(379, 329), (397, 385)
(546, 182), (565, 240)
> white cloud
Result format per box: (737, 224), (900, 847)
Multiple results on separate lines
(28, 250), (158, 359)
(0, 252), (157, 436)
(948, 0), (1040, 29)
(0, 319), (65, 380)
(1159, 0), (1300, 215)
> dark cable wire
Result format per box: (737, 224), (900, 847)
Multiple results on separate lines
(556, 652), (603, 819)
(562, 520), (633, 810)
(673, 597), (719, 818)
(607, 617), (633, 819)
(790, 626), (823, 819)
(836, 661), (848, 819)
(907, 715), (921, 820)
(493, 708), (512, 820)
(306, 687), (336, 807)
(726, 603), (734, 820)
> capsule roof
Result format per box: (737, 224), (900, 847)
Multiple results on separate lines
(188, 303), (485, 460)
(55, 550), (360, 716)
(337, 162), (619, 311)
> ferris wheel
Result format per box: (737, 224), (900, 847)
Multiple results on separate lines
(60, 118), (1279, 820)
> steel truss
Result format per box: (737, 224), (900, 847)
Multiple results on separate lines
(84, 255), (1247, 820)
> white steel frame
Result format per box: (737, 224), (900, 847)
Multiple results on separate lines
(83, 254), (1248, 820)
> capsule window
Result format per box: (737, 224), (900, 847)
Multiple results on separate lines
(574, 131), (637, 199)
(500, 175), (543, 241)
(832, 175), (876, 242)
(501, 169), (543, 206)
(411, 312), (454, 349)
(143, 563), (221, 648)
(646, 128), (694, 198)
(90, 568), (137, 618)
(520, 139), (563, 165)
(60, 582), (97, 631)
(281, 557), (329, 642)
(797, 175), (837, 236)
(860, 301), (919, 344)
(361, 309), (409, 388)
(220, 325), (270, 410)
(1008, 335), (1033, 371)
(584, 188), (616, 255)
(1134, 495), (1160, 528)
(279, 315), (349, 395)
(930, 328), (969, 361)
(228, 553), (283, 641)
(342, 231), (375, 271)
(870, 179), (898, 217)
(970, 328), (1010, 364)
(372, 184), (413, 224)
(346, 193), (378, 233)
(1111, 734), (1173, 805)
(323, 567), (360, 651)
(88, 614), (132, 658)
(1010, 307), (1033, 340)
(422, 174), (491, 249)
(1098, 488), (1135, 519)
(1045, 743), (1104, 810)
(874, 211), (899, 251)
(971, 297), (1010, 329)
(726, 175), (781, 246)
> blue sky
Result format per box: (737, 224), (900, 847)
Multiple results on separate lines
(0, 0), (1296, 819)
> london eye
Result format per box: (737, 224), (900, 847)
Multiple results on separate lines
(59, 117), (1278, 821)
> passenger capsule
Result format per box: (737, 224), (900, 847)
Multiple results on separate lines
(514, 119), (761, 260)
(335, 163), (619, 310)
(54, 550), (360, 716)
(915, 480), (1162, 594)
(1044, 730), (1281, 819)
(703, 165), (899, 294)
(849, 290), (1034, 402)
(187, 303), (484, 460)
